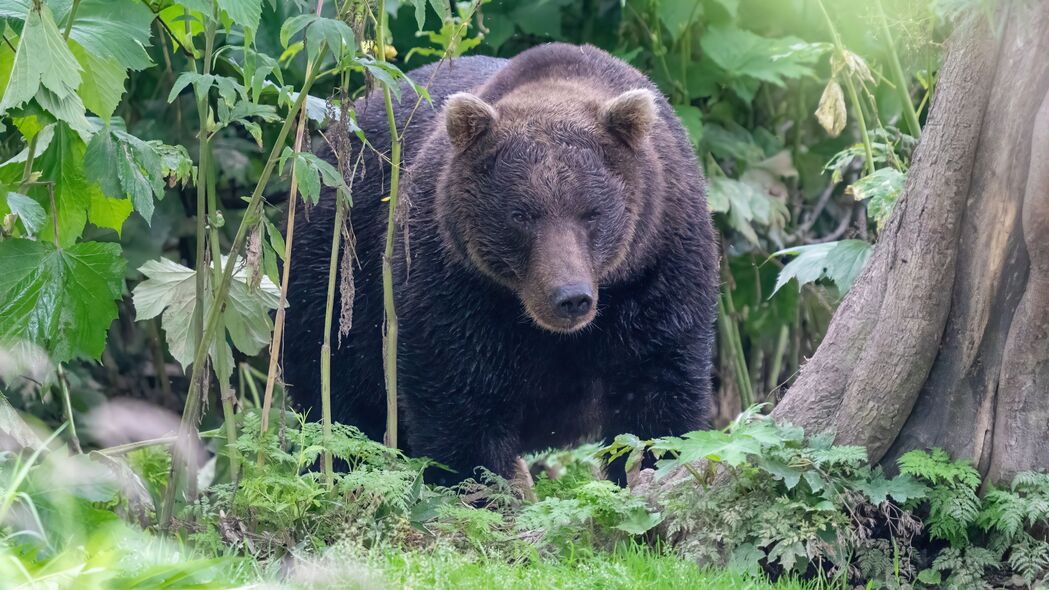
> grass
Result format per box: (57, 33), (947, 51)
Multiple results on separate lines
(375, 547), (816, 590)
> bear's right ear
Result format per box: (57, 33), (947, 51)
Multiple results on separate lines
(445, 93), (497, 151)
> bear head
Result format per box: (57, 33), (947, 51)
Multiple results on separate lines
(436, 81), (662, 334)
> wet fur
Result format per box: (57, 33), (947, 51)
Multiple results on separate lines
(284, 44), (719, 484)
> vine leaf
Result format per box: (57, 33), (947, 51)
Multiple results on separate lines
(84, 129), (166, 225)
(0, 3), (82, 114)
(132, 257), (281, 386)
(0, 239), (125, 362)
(6, 191), (45, 237)
(772, 239), (873, 296)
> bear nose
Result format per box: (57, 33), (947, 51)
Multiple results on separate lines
(553, 283), (594, 319)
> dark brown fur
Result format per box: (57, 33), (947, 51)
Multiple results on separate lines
(284, 44), (719, 484)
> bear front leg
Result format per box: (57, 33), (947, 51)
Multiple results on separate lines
(404, 399), (523, 487)
(601, 343), (712, 486)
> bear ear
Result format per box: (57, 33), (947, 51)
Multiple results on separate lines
(601, 88), (657, 149)
(445, 93), (497, 151)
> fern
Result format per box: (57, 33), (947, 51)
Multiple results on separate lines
(897, 449), (980, 488)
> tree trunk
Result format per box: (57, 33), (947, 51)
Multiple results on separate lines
(770, 1), (1049, 483)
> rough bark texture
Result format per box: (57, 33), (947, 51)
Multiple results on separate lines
(768, 2), (1049, 482)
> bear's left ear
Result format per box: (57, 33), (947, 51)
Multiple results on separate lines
(445, 93), (497, 151)
(601, 88), (657, 149)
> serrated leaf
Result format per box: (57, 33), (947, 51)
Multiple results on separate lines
(70, 41), (127, 121)
(218, 0), (262, 32)
(31, 123), (106, 246)
(657, 0), (704, 42)
(132, 257), (280, 376)
(772, 239), (872, 295)
(0, 3), (82, 113)
(60, 0), (154, 71)
(0, 239), (125, 362)
(700, 26), (827, 95)
(85, 129), (165, 225)
(851, 167), (905, 229)
(87, 192), (133, 235)
(6, 191), (44, 236)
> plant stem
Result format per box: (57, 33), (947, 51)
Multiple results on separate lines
(56, 364), (81, 453)
(319, 192), (346, 488)
(718, 290), (753, 410)
(875, 0), (921, 138)
(260, 0), (325, 445)
(159, 63), (321, 530)
(375, 0), (401, 450)
(62, 0), (81, 39)
(817, 0), (876, 176)
(18, 133), (38, 191)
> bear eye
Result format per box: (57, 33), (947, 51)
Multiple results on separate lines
(582, 210), (600, 224)
(510, 210), (531, 226)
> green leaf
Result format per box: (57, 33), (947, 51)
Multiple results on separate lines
(657, 0), (703, 42)
(614, 508), (663, 535)
(70, 41), (127, 121)
(85, 129), (165, 225)
(0, 239), (125, 362)
(673, 104), (703, 149)
(0, 3), (82, 113)
(32, 123), (106, 245)
(700, 26), (827, 93)
(132, 257), (280, 377)
(218, 0), (262, 32)
(851, 167), (905, 230)
(60, 0), (155, 71)
(6, 191), (44, 236)
(772, 239), (872, 295)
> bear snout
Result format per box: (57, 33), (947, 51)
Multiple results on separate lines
(552, 283), (594, 319)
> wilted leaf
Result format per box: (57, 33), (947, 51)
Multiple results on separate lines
(0, 239), (125, 362)
(816, 79), (846, 137)
(85, 129), (165, 224)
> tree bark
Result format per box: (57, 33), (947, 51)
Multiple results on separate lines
(769, 1), (1049, 483)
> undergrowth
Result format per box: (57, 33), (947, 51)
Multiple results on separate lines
(4, 405), (1049, 588)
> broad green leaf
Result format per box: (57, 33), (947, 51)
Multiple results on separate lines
(6, 191), (44, 236)
(0, 3), (82, 113)
(851, 167), (905, 229)
(0, 239), (125, 362)
(281, 15), (355, 63)
(87, 192), (133, 235)
(218, 0), (262, 32)
(614, 508), (663, 535)
(856, 470), (929, 505)
(34, 85), (92, 132)
(172, 0), (213, 13)
(132, 257), (280, 378)
(70, 41), (127, 121)
(59, 0), (155, 71)
(32, 123), (97, 245)
(700, 26), (827, 93)
(657, 0), (704, 42)
(85, 129), (165, 225)
(772, 239), (873, 295)
(673, 104), (703, 149)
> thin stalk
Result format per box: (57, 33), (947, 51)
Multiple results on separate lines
(768, 324), (790, 394)
(242, 363), (262, 408)
(875, 0), (921, 137)
(18, 133), (38, 190)
(319, 193), (346, 488)
(817, 0), (876, 176)
(377, 0), (401, 449)
(159, 64), (322, 530)
(62, 0), (81, 39)
(259, 0), (325, 445)
(56, 365), (81, 453)
(206, 145), (239, 483)
(717, 291), (753, 409)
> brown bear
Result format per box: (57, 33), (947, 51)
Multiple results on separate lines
(284, 43), (719, 484)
